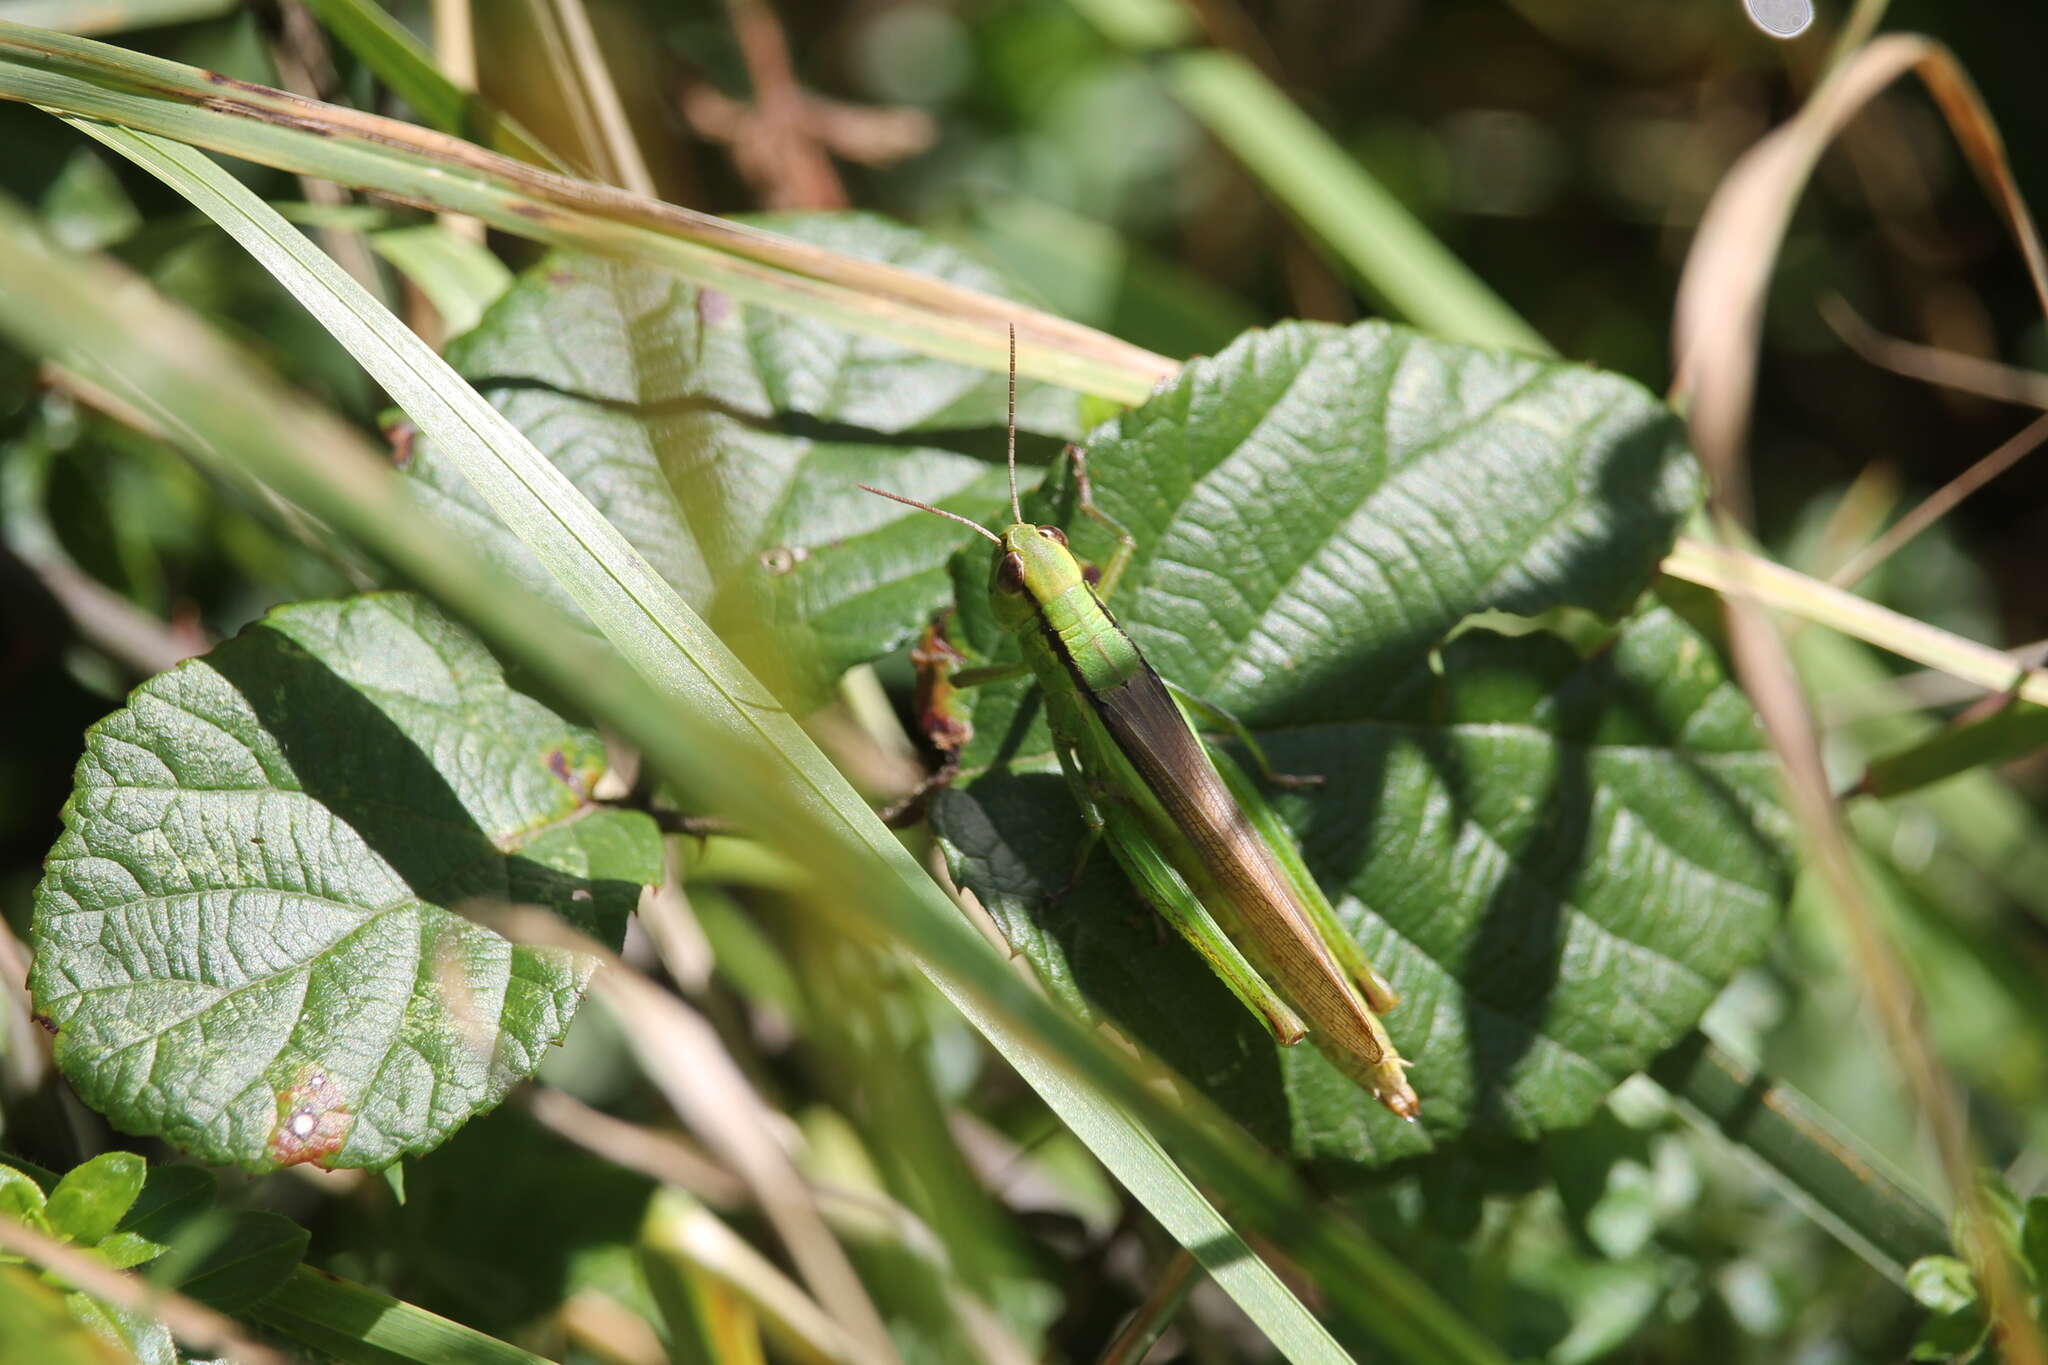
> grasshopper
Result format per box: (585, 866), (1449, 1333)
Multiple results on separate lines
(862, 337), (1418, 1120)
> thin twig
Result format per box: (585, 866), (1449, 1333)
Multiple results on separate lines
(715, 0), (846, 209)
(15, 554), (201, 677)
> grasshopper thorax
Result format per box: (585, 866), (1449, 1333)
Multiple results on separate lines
(989, 523), (1082, 629)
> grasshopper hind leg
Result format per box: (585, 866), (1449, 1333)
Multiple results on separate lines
(1096, 797), (1309, 1047)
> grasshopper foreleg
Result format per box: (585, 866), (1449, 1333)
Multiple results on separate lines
(1066, 444), (1139, 602)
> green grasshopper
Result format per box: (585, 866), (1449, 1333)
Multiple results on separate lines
(861, 340), (1418, 1120)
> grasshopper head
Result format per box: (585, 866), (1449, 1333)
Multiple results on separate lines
(989, 522), (1082, 629)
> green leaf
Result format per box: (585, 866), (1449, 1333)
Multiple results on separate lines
(84, 1232), (164, 1272)
(1908, 1255), (1988, 1361)
(0, 1164), (49, 1231)
(1861, 701), (2048, 799)
(251, 1263), (558, 1365)
(933, 321), (1787, 1165)
(173, 1211), (308, 1311)
(0, 1266), (131, 1365)
(44, 1153), (145, 1246)
(402, 215), (1082, 699)
(2024, 1195), (2048, 1288)
(63, 1294), (172, 1365)
(30, 592), (662, 1170)
(296, 0), (563, 167)
(116, 1165), (216, 1247)
(367, 225), (514, 340)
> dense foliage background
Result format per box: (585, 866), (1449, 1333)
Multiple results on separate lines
(4, 1), (2048, 1362)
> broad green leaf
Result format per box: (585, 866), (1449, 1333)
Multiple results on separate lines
(45, 1153), (144, 1245)
(367, 225), (514, 339)
(0, 1267), (133, 1365)
(0, 172), (1387, 1365)
(30, 592), (662, 1170)
(84, 1232), (163, 1272)
(931, 321), (1788, 1166)
(61, 1295), (171, 1365)
(402, 213), (1082, 700)
(0, 1164), (48, 1230)
(116, 1165), (215, 1248)
(173, 1211), (307, 1311)
(2025, 1195), (2048, 1288)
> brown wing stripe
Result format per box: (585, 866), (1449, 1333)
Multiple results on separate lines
(1087, 662), (1384, 1058)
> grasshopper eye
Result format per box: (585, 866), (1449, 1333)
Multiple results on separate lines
(1037, 525), (1068, 547)
(996, 553), (1027, 594)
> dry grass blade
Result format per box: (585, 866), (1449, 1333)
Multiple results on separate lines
(1826, 411), (2048, 589)
(1823, 297), (2048, 409)
(481, 906), (903, 1365)
(0, 1215), (291, 1365)
(1672, 31), (2048, 1365)
(1663, 539), (2048, 706)
(1096, 1248), (1200, 1365)
(1819, 298), (2048, 587)
(530, 0), (656, 195)
(525, 1087), (749, 1206)
(0, 21), (1173, 399)
(1673, 34), (2048, 513)
(0, 916), (46, 1097)
(642, 1189), (859, 1365)
(531, 1089), (1037, 1365)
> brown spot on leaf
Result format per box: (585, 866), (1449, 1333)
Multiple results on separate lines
(268, 1068), (352, 1167)
(698, 288), (735, 327)
(31, 1013), (57, 1035)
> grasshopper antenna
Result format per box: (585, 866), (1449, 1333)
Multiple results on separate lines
(857, 484), (1002, 545)
(1006, 325), (1022, 525)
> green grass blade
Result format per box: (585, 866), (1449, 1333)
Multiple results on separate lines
(0, 147), (1496, 1363)
(1056, 0), (1546, 354)
(0, 19), (1174, 402)
(0, 0), (231, 35)
(1163, 50), (1549, 354)
(1650, 1030), (1947, 1283)
(1858, 702), (2048, 799)
(296, 0), (566, 168)
(249, 1264), (553, 1365)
